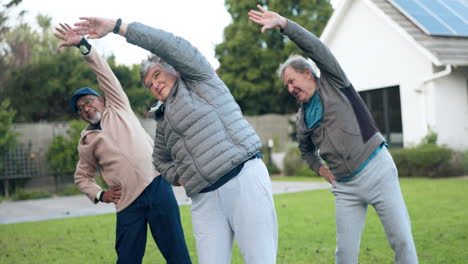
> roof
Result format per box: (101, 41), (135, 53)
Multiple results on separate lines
(321, 0), (468, 66)
(388, 0), (468, 38)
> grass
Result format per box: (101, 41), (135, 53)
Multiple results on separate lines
(271, 175), (321, 182)
(0, 178), (467, 263)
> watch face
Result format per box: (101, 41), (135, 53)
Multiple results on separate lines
(80, 45), (89, 54)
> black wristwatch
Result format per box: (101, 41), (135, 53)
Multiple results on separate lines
(113, 18), (122, 34)
(98, 191), (106, 202)
(76, 37), (92, 55)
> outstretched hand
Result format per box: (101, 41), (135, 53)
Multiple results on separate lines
(74, 17), (116, 39)
(248, 5), (288, 33)
(54, 23), (82, 49)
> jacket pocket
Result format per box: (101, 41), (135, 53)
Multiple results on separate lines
(326, 125), (363, 164)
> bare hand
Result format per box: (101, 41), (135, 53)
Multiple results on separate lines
(54, 23), (82, 49)
(102, 186), (122, 204)
(319, 165), (336, 188)
(74, 17), (115, 39)
(178, 179), (184, 187)
(248, 4), (288, 33)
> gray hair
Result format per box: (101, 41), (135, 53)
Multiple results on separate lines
(277, 55), (318, 82)
(140, 54), (176, 88)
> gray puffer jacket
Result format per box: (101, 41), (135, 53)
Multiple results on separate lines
(126, 23), (262, 196)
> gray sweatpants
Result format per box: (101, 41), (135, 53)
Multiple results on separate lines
(190, 158), (278, 264)
(331, 147), (418, 264)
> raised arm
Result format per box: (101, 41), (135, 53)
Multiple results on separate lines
(54, 23), (131, 110)
(74, 17), (215, 81)
(249, 5), (350, 88)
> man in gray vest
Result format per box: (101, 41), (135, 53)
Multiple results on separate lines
(74, 16), (278, 264)
(249, 5), (418, 264)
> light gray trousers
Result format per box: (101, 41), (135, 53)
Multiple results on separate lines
(331, 147), (418, 264)
(190, 158), (278, 264)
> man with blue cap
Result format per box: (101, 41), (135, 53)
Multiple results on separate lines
(54, 23), (191, 264)
(70, 87), (102, 126)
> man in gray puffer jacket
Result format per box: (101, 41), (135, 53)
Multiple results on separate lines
(74, 17), (278, 264)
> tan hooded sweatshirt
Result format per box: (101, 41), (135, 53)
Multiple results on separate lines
(74, 48), (159, 212)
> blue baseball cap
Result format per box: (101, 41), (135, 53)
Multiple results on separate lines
(70, 87), (101, 113)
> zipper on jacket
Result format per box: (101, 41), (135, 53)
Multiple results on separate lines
(317, 86), (352, 175)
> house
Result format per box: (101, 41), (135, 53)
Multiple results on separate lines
(320, 0), (468, 150)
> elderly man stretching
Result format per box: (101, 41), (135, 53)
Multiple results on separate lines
(54, 23), (191, 264)
(249, 5), (418, 264)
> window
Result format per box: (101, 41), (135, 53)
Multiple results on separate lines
(359, 86), (403, 147)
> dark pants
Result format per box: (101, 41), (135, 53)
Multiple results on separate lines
(115, 176), (192, 264)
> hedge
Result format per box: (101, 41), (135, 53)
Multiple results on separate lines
(283, 143), (466, 178)
(391, 144), (464, 177)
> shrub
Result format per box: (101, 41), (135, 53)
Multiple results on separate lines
(464, 151), (468, 175)
(421, 130), (438, 145)
(46, 135), (78, 175)
(46, 120), (87, 192)
(261, 146), (281, 175)
(266, 162), (281, 175)
(283, 145), (318, 177)
(11, 189), (52, 201)
(295, 164), (318, 177)
(58, 184), (82, 196)
(445, 151), (466, 177)
(46, 120), (86, 176)
(391, 144), (462, 177)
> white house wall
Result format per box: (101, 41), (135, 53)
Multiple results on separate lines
(426, 67), (468, 150)
(322, 0), (442, 147)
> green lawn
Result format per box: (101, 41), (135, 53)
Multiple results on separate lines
(271, 175), (321, 182)
(1, 178), (467, 263)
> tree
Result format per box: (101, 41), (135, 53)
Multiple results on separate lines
(0, 0), (23, 92)
(108, 56), (154, 117)
(0, 98), (17, 197)
(0, 98), (17, 170)
(2, 18), (152, 121)
(0, 2), (153, 121)
(5, 44), (153, 121)
(4, 46), (99, 121)
(1, 10), (87, 121)
(215, 0), (333, 114)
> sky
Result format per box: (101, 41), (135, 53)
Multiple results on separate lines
(12, 0), (339, 68)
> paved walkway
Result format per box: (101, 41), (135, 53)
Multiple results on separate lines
(0, 181), (329, 224)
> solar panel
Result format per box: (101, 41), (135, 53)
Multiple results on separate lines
(444, 0), (468, 23)
(389, 0), (468, 37)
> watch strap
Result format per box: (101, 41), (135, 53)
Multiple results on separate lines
(76, 37), (92, 55)
(113, 18), (122, 34)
